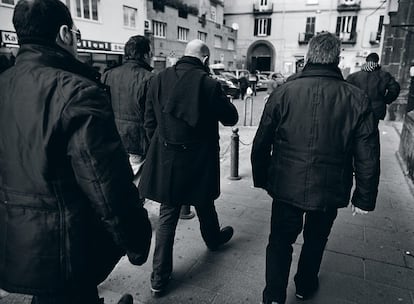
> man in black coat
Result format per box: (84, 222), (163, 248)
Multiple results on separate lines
(102, 35), (153, 190)
(347, 52), (400, 122)
(139, 39), (238, 297)
(0, 1), (151, 303)
(251, 32), (380, 304)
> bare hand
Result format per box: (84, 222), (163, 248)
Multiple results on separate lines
(352, 204), (369, 216)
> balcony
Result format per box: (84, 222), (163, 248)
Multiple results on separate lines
(337, 0), (361, 12)
(298, 32), (314, 45)
(369, 31), (381, 45)
(253, 2), (274, 15)
(338, 31), (357, 44)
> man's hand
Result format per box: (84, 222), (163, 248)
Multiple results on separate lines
(352, 204), (369, 216)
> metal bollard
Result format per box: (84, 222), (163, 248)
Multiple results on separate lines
(179, 204), (195, 219)
(228, 128), (242, 180)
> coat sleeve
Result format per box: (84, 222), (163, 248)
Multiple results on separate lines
(384, 73), (400, 104)
(251, 94), (278, 189)
(62, 84), (152, 266)
(351, 97), (381, 211)
(212, 82), (239, 126)
(144, 77), (158, 141)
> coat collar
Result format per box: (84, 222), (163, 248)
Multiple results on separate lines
(124, 59), (154, 72)
(16, 42), (102, 85)
(290, 63), (344, 81)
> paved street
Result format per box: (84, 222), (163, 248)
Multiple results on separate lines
(1, 93), (414, 303)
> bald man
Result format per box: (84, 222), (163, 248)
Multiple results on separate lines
(139, 39), (238, 297)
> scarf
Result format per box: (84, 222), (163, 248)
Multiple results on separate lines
(361, 61), (380, 72)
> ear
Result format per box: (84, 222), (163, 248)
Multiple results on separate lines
(56, 24), (72, 46)
(202, 55), (209, 66)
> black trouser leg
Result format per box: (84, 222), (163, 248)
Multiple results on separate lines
(194, 202), (221, 248)
(151, 204), (181, 289)
(294, 208), (338, 291)
(263, 200), (304, 304)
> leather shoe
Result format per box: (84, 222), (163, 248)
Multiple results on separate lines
(117, 294), (133, 304)
(207, 226), (234, 251)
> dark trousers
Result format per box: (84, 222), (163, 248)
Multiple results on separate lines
(263, 200), (337, 304)
(31, 287), (100, 304)
(151, 202), (221, 288)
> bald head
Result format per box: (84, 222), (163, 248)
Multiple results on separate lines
(184, 39), (210, 62)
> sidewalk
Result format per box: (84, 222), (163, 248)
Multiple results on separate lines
(1, 121), (413, 304)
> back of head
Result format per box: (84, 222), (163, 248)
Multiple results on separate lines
(306, 32), (341, 65)
(124, 35), (151, 60)
(13, 0), (73, 43)
(184, 39), (210, 61)
(366, 52), (379, 63)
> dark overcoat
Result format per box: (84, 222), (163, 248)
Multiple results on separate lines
(252, 64), (380, 212)
(139, 56), (238, 206)
(0, 43), (151, 295)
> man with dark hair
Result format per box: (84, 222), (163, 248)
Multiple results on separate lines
(252, 32), (380, 304)
(139, 39), (238, 297)
(0, 1), (152, 304)
(102, 35), (154, 189)
(347, 52), (400, 122)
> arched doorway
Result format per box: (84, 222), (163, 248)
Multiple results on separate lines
(247, 40), (275, 72)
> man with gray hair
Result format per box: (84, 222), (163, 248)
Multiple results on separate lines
(252, 32), (380, 304)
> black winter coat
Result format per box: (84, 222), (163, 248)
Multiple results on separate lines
(346, 68), (400, 120)
(139, 56), (238, 206)
(0, 43), (151, 295)
(102, 60), (153, 155)
(251, 64), (380, 211)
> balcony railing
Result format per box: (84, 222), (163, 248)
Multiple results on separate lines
(338, 31), (357, 44)
(253, 2), (274, 15)
(337, 0), (361, 12)
(298, 32), (314, 45)
(369, 31), (381, 44)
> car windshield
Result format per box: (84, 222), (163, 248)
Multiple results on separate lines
(220, 72), (237, 79)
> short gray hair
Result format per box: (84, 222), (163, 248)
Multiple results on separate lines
(306, 32), (341, 64)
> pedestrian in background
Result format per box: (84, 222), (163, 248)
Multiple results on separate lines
(249, 71), (258, 96)
(347, 52), (400, 123)
(102, 35), (154, 190)
(0, 1), (152, 303)
(139, 39), (238, 297)
(239, 72), (249, 100)
(251, 32), (380, 304)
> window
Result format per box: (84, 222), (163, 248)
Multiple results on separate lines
(254, 18), (272, 36)
(177, 26), (189, 42)
(153, 20), (166, 38)
(376, 15), (384, 41)
(1, 0), (14, 5)
(214, 35), (222, 48)
(336, 15), (357, 40)
(210, 5), (216, 22)
(198, 31), (207, 42)
(305, 17), (315, 34)
(228, 38), (235, 50)
(123, 6), (137, 28)
(260, 0), (268, 5)
(75, 0), (99, 21)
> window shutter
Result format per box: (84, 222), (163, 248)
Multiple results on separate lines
(254, 19), (258, 36)
(351, 15), (357, 33)
(335, 17), (341, 35)
(266, 18), (272, 36)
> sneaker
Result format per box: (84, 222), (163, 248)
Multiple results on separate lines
(117, 294), (133, 304)
(207, 226), (234, 251)
(150, 276), (171, 298)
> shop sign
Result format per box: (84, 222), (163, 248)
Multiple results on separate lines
(77, 39), (111, 51)
(1, 31), (18, 45)
(111, 43), (124, 53)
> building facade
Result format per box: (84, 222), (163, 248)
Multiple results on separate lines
(0, 0), (147, 72)
(146, 0), (238, 72)
(224, 0), (387, 78)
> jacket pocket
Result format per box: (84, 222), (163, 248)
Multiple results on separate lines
(0, 200), (63, 294)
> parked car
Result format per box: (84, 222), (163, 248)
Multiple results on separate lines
(211, 73), (240, 99)
(256, 74), (268, 91)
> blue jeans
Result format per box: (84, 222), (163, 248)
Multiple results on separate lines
(263, 200), (337, 304)
(151, 202), (221, 289)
